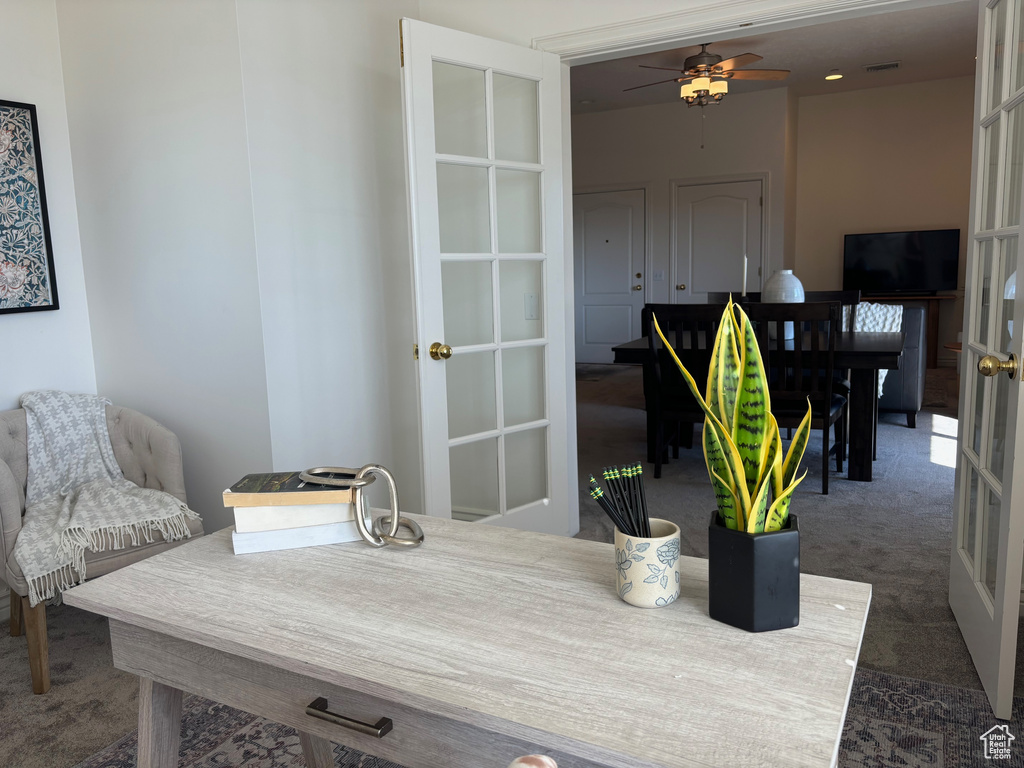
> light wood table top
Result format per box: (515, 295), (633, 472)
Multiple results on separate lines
(64, 515), (871, 768)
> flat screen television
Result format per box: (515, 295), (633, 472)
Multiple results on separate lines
(842, 228), (960, 296)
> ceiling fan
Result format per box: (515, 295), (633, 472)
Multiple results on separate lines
(625, 43), (790, 106)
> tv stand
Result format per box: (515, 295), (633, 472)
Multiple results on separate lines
(863, 294), (956, 369)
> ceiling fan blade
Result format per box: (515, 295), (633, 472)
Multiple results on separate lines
(726, 69), (790, 81)
(639, 64), (690, 73)
(623, 76), (689, 92)
(715, 53), (762, 71)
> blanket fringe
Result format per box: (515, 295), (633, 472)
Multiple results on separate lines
(52, 504), (197, 602)
(26, 563), (82, 607)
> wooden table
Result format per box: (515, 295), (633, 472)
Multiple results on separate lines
(612, 332), (905, 482)
(64, 517), (871, 768)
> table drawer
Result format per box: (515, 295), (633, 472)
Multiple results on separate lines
(109, 620), (616, 768)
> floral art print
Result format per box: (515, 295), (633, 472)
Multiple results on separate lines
(0, 100), (58, 313)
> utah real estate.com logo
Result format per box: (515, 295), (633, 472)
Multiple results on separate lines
(981, 725), (1015, 760)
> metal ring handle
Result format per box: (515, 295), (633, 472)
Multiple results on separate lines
(299, 467), (376, 489)
(352, 464), (402, 547)
(372, 515), (424, 548)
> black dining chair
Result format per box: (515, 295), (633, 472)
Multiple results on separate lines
(744, 301), (846, 494)
(707, 292), (761, 304)
(642, 303), (728, 478)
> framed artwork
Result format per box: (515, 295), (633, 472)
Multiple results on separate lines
(0, 99), (58, 314)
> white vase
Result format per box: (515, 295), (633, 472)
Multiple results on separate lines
(762, 269), (805, 340)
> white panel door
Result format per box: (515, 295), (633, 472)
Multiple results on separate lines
(949, 0), (1024, 719)
(400, 18), (573, 536)
(672, 180), (762, 303)
(573, 189), (645, 363)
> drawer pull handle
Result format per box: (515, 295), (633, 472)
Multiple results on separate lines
(305, 697), (393, 738)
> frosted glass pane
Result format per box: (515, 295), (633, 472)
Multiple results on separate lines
(432, 62), (487, 158)
(989, 0), (1007, 112)
(496, 169), (541, 253)
(450, 438), (498, 521)
(446, 350), (496, 439)
(505, 427), (547, 510)
(983, 121), (1001, 231)
(1000, 237), (1017, 351)
(982, 488), (1001, 601)
(972, 356), (986, 455)
(437, 163), (490, 254)
(1007, 105), (1024, 226)
(493, 74), (538, 163)
(442, 261), (494, 346)
(500, 260), (543, 342)
(502, 346), (545, 426)
(963, 466), (979, 569)
(992, 366), (1009, 483)
(975, 240), (993, 346)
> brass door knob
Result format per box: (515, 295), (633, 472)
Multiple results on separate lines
(676, 284), (686, 290)
(633, 284), (642, 291)
(978, 353), (1017, 379)
(429, 342), (453, 361)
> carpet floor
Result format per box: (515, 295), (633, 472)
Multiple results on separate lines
(1, 364), (1017, 768)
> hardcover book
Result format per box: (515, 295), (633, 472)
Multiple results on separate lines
(232, 502), (355, 534)
(223, 471), (355, 508)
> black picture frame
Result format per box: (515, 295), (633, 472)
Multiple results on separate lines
(0, 99), (59, 314)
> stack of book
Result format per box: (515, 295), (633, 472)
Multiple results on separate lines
(223, 471), (361, 554)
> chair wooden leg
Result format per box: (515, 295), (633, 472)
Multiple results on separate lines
(10, 588), (23, 637)
(907, 411), (917, 429)
(822, 427), (829, 495)
(22, 596), (50, 694)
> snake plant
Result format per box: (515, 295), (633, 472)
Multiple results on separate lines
(653, 299), (811, 533)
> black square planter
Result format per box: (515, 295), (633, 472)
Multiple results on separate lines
(707, 512), (800, 632)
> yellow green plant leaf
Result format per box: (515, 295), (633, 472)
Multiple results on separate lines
(706, 302), (741, 431)
(653, 315), (751, 513)
(704, 420), (742, 530)
(732, 305), (771, 497)
(746, 470), (773, 533)
(765, 469), (808, 532)
(782, 400), (814, 487)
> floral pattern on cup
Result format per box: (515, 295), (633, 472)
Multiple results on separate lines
(614, 518), (681, 609)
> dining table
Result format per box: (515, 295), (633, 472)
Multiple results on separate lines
(611, 330), (905, 482)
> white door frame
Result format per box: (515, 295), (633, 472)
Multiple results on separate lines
(669, 173), (771, 301)
(573, 180), (655, 305)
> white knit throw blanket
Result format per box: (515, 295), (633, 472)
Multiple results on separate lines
(13, 391), (199, 606)
(844, 303), (904, 397)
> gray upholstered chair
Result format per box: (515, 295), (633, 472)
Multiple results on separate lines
(879, 305), (927, 428)
(0, 404), (204, 694)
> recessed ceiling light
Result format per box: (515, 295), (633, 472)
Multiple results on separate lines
(825, 69), (843, 81)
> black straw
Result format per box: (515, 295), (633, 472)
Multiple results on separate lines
(589, 463), (650, 538)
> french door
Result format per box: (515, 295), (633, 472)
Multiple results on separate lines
(400, 19), (574, 535)
(949, 0), (1024, 719)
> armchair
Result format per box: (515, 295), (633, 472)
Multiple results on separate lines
(1, 404), (204, 694)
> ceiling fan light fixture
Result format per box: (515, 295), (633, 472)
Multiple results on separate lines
(680, 82), (697, 100)
(825, 69), (843, 81)
(709, 79), (728, 97)
(692, 76), (712, 92)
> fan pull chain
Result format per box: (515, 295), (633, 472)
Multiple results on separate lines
(701, 108), (705, 149)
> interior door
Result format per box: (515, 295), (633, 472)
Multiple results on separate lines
(400, 18), (573, 535)
(672, 180), (762, 303)
(573, 189), (646, 363)
(949, 0), (1024, 719)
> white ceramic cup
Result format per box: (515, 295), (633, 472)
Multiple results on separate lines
(614, 518), (681, 608)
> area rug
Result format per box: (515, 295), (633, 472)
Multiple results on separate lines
(73, 669), (1024, 768)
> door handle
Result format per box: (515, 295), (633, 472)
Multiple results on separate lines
(429, 342), (453, 361)
(978, 354), (1017, 380)
(676, 284), (686, 291)
(632, 285), (642, 291)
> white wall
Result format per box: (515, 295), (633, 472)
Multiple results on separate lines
(571, 88), (790, 302)
(0, 0), (96, 410)
(794, 76), (974, 364)
(234, 0), (421, 511)
(56, 0), (273, 532)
